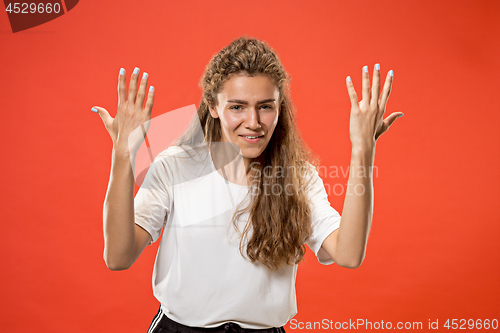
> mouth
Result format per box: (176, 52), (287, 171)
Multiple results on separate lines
(239, 134), (264, 143)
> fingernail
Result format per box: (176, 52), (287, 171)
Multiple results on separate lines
(142, 72), (148, 79)
(389, 70), (394, 77)
(375, 63), (380, 71)
(346, 76), (351, 83)
(119, 68), (125, 75)
(149, 86), (155, 92)
(91, 107), (98, 113)
(398, 113), (404, 118)
(363, 66), (368, 73)
(133, 67), (140, 74)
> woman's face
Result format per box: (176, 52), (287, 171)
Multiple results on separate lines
(209, 73), (280, 169)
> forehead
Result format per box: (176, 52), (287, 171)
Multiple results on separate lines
(217, 73), (279, 102)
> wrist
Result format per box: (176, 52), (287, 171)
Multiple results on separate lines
(112, 143), (134, 162)
(351, 143), (376, 156)
(113, 136), (134, 155)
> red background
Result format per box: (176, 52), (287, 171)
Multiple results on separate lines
(1, 0), (499, 331)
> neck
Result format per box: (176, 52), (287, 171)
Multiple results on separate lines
(210, 143), (249, 186)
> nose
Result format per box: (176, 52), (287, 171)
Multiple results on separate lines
(245, 107), (261, 129)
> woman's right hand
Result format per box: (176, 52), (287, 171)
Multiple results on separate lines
(92, 67), (155, 157)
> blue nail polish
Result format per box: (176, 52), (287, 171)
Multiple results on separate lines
(142, 72), (148, 79)
(389, 70), (394, 77)
(149, 86), (154, 92)
(363, 66), (368, 73)
(346, 76), (352, 83)
(398, 113), (404, 118)
(375, 64), (380, 71)
(119, 68), (125, 75)
(91, 107), (98, 113)
(133, 67), (140, 74)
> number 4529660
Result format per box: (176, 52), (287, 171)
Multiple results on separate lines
(5, 3), (62, 14)
(444, 319), (498, 329)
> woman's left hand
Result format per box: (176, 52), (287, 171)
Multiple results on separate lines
(346, 64), (403, 150)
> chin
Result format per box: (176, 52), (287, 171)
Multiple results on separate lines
(240, 149), (264, 160)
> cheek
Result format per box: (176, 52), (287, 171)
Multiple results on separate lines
(220, 113), (244, 131)
(263, 112), (280, 129)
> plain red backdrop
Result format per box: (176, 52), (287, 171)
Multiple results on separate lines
(1, 0), (499, 332)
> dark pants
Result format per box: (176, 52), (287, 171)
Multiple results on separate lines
(147, 306), (286, 333)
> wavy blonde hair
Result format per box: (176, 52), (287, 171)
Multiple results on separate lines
(179, 36), (318, 270)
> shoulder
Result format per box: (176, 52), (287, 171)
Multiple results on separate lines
(299, 160), (328, 199)
(300, 160), (321, 184)
(156, 145), (191, 160)
(153, 145), (208, 166)
(153, 145), (213, 185)
(139, 146), (187, 187)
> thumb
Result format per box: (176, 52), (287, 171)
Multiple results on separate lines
(91, 106), (113, 127)
(386, 112), (404, 128)
(375, 112), (404, 140)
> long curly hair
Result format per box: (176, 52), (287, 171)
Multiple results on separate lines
(179, 36), (318, 270)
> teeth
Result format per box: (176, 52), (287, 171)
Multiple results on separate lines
(242, 136), (261, 139)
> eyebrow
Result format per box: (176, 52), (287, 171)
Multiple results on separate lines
(227, 99), (275, 104)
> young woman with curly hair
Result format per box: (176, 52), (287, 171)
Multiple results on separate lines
(92, 36), (402, 333)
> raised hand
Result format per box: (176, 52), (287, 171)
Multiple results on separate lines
(346, 64), (403, 150)
(91, 67), (155, 156)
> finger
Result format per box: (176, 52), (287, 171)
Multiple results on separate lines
(371, 64), (381, 107)
(91, 106), (113, 128)
(144, 86), (155, 117)
(379, 70), (393, 112)
(346, 76), (359, 108)
(361, 65), (370, 106)
(118, 68), (126, 106)
(128, 67), (140, 105)
(375, 112), (403, 140)
(136, 72), (149, 109)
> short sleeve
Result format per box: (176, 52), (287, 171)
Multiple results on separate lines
(305, 164), (341, 265)
(134, 156), (171, 245)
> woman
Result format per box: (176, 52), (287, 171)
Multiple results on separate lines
(92, 36), (402, 333)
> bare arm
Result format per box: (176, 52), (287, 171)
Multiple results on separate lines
(321, 64), (403, 268)
(92, 67), (155, 270)
(321, 147), (374, 269)
(102, 149), (152, 270)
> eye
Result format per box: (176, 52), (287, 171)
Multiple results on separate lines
(260, 104), (273, 110)
(229, 105), (243, 110)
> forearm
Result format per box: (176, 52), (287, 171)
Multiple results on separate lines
(102, 145), (137, 270)
(336, 145), (375, 268)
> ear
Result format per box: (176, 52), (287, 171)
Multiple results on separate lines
(209, 106), (219, 119)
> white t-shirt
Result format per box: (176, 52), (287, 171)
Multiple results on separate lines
(134, 145), (341, 329)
